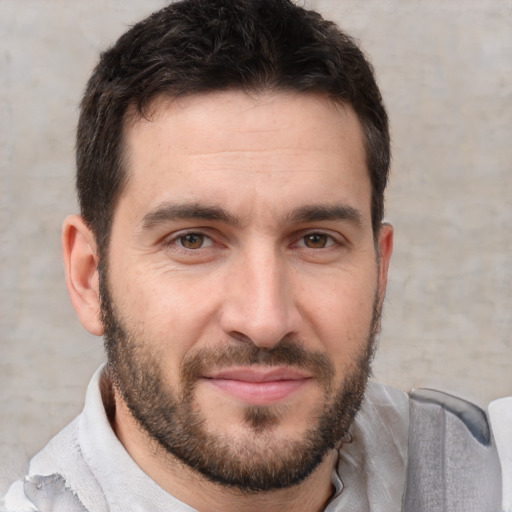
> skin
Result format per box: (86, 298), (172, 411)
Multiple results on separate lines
(63, 91), (393, 512)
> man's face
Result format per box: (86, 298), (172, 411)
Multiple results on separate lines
(101, 91), (392, 491)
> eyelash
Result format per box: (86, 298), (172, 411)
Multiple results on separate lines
(165, 230), (341, 252)
(295, 232), (338, 249)
(168, 231), (215, 250)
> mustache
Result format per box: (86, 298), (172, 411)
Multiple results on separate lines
(180, 340), (335, 391)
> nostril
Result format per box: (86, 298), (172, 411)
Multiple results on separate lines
(228, 331), (254, 345)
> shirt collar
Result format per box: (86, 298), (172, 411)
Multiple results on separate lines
(78, 365), (197, 512)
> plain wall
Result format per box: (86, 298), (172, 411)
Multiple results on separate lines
(1, 0), (511, 493)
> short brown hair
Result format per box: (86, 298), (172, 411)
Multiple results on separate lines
(77, 0), (390, 253)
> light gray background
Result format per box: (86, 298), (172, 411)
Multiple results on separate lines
(1, 0), (511, 494)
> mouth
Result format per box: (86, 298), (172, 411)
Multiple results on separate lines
(201, 366), (313, 405)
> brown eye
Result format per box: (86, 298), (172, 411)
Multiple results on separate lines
(303, 233), (329, 248)
(179, 233), (205, 249)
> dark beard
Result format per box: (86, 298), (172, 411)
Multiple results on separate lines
(100, 272), (381, 493)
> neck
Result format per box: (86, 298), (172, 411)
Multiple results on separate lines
(113, 393), (338, 512)
(155, 452), (336, 512)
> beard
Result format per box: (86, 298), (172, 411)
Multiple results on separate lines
(99, 272), (382, 493)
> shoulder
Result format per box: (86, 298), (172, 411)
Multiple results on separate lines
(404, 388), (502, 512)
(2, 368), (110, 512)
(2, 473), (90, 512)
(336, 383), (503, 512)
(2, 416), (103, 512)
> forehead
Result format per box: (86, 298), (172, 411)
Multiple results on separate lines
(126, 90), (364, 154)
(118, 91), (370, 225)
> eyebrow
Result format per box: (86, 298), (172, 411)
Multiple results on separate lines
(141, 202), (240, 230)
(288, 204), (363, 225)
(140, 201), (363, 231)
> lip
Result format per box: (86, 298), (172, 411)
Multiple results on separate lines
(201, 366), (312, 405)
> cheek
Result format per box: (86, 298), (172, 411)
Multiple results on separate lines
(110, 264), (224, 355)
(300, 271), (378, 361)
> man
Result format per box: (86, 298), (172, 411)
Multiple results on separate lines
(2, 1), (503, 511)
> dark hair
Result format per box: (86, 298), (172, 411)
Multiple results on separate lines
(77, 0), (390, 253)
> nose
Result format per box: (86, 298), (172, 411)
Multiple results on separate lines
(219, 248), (302, 349)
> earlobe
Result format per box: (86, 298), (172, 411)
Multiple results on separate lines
(377, 222), (394, 299)
(62, 215), (104, 336)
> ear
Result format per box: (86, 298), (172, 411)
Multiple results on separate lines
(62, 215), (104, 336)
(377, 222), (394, 300)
